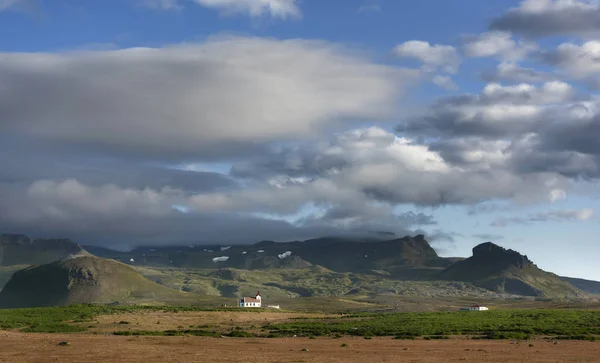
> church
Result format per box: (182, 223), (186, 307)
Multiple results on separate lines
(239, 291), (262, 308)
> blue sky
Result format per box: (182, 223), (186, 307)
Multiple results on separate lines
(1, 0), (600, 279)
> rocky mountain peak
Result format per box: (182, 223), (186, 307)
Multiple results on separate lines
(472, 242), (534, 269)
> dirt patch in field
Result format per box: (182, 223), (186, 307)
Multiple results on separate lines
(0, 332), (599, 363)
(85, 311), (330, 333)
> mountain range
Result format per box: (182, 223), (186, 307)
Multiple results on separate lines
(0, 233), (597, 308)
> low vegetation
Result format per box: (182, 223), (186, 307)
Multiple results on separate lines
(264, 309), (600, 339)
(0, 305), (277, 333)
(2, 305), (600, 340)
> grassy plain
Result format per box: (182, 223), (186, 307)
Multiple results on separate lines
(1, 305), (600, 341)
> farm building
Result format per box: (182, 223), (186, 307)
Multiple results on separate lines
(460, 304), (489, 311)
(240, 291), (262, 308)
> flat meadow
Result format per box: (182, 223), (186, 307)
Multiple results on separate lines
(1, 305), (600, 340)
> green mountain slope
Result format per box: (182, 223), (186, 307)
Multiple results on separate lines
(0, 255), (188, 308)
(134, 265), (506, 302)
(440, 242), (585, 298)
(560, 277), (600, 295)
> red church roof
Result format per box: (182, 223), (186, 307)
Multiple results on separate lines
(242, 297), (260, 303)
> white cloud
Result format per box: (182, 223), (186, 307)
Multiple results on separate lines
(139, 0), (300, 18)
(358, 4), (381, 13)
(463, 31), (538, 61)
(402, 81), (576, 140)
(485, 62), (554, 83)
(492, 208), (594, 226)
(393, 41), (460, 74)
(544, 41), (600, 78)
(432, 75), (459, 91)
(193, 0), (300, 19)
(228, 127), (571, 209)
(0, 36), (405, 158)
(549, 188), (567, 202)
(482, 81), (574, 104)
(138, 0), (182, 10)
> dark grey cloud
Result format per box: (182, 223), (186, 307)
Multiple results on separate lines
(0, 37), (420, 247)
(0, 37), (403, 161)
(0, 178), (428, 248)
(490, 0), (600, 38)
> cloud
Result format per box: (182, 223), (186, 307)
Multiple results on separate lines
(0, 36), (405, 160)
(139, 0), (301, 18)
(393, 41), (460, 74)
(0, 178), (428, 247)
(463, 31), (538, 61)
(472, 233), (504, 241)
(399, 79), (600, 182)
(138, 0), (182, 11)
(482, 62), (554, 83)
(192, 0), (301, 19)
(432, 75), (459, 91)
(0, 0), (22, 11)
(229, 127), (571, 207)
(540, 41), (600, 79)
(490, 0), (600, 38)
(358, 4), (381, 13)
(492, 208), (595, 227)
(400, 81), (575, 139)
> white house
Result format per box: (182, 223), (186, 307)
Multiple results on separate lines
(460, 304), (489, 311)
(240, 291), (262, 308)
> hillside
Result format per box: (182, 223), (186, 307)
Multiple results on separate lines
(86, 234), (450, 274)
(134, 265), (506, 301)
(561, 277), (600, 295)
(0, 234), (85, 266)
(0, 254), (188, 308)
(440, 242), (585, 298)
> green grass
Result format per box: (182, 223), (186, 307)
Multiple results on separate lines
(265, 309), (600, 339)
(2, 305), (600, 340)
(0, 304), (269, 333)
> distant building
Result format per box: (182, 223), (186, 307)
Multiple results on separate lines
(240, 291), (262, 308)
(460, 304), (489, 311)
(266, 305), (280, 309)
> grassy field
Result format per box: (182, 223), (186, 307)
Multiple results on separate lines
(1, 305), (600, 340)
(264, 309), (600, 340)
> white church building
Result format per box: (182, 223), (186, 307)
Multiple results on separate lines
(460, 304), (489, 311)
(240, 291), (262, 308)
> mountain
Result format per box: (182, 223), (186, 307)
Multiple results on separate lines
(440, 242), (585, 298)
(0, 254), (186, 308)
(0, 233), (594, 301)
(0, 234), (84, 266)
(560, 277), (600, 295)
(86, 234), (449, 273)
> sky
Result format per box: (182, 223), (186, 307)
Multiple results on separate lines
(1, 0), (600, 279)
